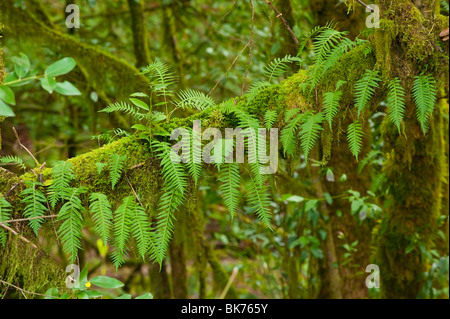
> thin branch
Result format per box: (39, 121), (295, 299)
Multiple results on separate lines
(356, 0), (375, 12)
(242, 0), (255, 95)
(0, 279), (57, 299)
(125, 175), (144, 208)
(209, 41), (251, 95)
(219, 267), (239, 299)
(263, 1), (299, 45)
(0, 215), (58, 226)
(0, 224), (38, 249)
(12, 127), (40, 167)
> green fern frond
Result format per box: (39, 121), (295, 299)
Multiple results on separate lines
(245, 174), (272, 228)
(218, 163), (241, 219)
(412, 74), (437, 134)
(264, 109), (278, 130)
(48, 161), (76, 208)
(0, 155), (26, 170)
(152, 141), (188, 195)
(358, 150), (381, 174)
(57, 187), (86, 264)
(109, 154), (127, 190)
(233, 108), (260, 130)
(111, 196), (134, 268)
(354, 69), (381, 117)
(246, 81), (272, 105)
(100, 101), (144, 120)
(323, 91), (342, 128)
(89, 193), (113, 244)
(0, 196), (12, 247)
(297, 21), (338, 55)
(347, 120), (364, 161)
(176, 89), (216, 110)
(218, 99), (236, 115)
(281, 112), (307, 157)
(299, 112), (324, 161)
(21, 182), (48, 236)
(96, 162), (108, 174)
(140, 59), (177, 100)
(386, 77), (406, 133)
(153, 188), (184, 265)
(129, 200), (152, 260)
(264, 55), (302, 83)
(442, 0), (449, 14)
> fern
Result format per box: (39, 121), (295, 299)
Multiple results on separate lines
(442, 0), (449, 14)
(218, 163), (241, 219)
(246, 81), (272, 105)
(245, 174), (272, 228)
(358, 150), (381, 174)
(48, 161), (76, 208)
(100, 101), (144, 120)
(264, 55), (302, 83)
(386, 77), (406, 133)
(299, 112), (324, 161)
(185, 128), (203, 187)
(0, 155), (26, 171)
(109, 154), (127, 190)
(297, 21), (338, 56)
(111, 196), (134, 268)
(129, 198), (152, 260)
(233, 108), (260, 130)
(281, 112), (307, 156)
(323, 90), (342, 128)
(354, 69), (381, 117)
(264, 109), (278, 130)
(412, 74), (437, 134)
(57, 187), (86, 263)
(21, 182), (48, 236)
(0, 196), (12, 247)
(140, 59), (177, 106)
(176, 89), (216, 110)
(347, 120), (364, 161)
(89, 193), (113, 244)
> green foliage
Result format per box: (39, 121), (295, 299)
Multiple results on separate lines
(100, 101), (144, 120)
(89, 193), (113, 244)
(322, 90), (342, 128)
(109, 154), (127, 190)
(263, 109), (277, 130)
(176, 89), (216, 110)
(111, 196), (134, 268)
(20, 182), (48, 236)
(354, 69), (381, 117)
(245, 173), (272, 228)
(48, 161), (76, 208)
(0, 155), (26, 171)
(140, 59), (177, 101)
(129, 198), (153, 260)
(412, 74), (438, 134)
(386, 77), (406, 133)
(0, 196), (12, 247)
(263, 55), (302, 83)
(281, 112), (306, 157)
(57, 187), (86, 264)
(218, 163), (241, 219)
(347, 120), (364, 161)
(246, 81), (272, 105)
(299, 112), (324, 161)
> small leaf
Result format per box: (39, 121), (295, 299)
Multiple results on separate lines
(135, 292), (154, 299)
(45, 57), (76, 77)
(90, 276), (124, 289)
(0, 99), (15, 117)
(132, 124), (148, 131)
(39, 76), (57, 94)
(0, 85), (16, 105)
(54, 81), (81, 96)
(129, 98), (149, 111)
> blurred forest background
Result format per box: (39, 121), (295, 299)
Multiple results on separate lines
(0, 0), (449, 299)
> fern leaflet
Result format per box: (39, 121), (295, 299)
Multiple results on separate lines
(323, 91), (342, 128)
(21, 182), (48, 236)
(299, 112), (324, 161)
(0, 196), (12, 247)
(89, 193), (113, 244)
(218, 163), (241, 219)
(109, 154), (127, 190)
(412, 74), (437, 134)
(386, 77), (406, 133)
(354, 69), (381, 117)
(347, 120), (364, 161)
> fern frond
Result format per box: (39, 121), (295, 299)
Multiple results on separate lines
(109, 154), (127, 190)
(48, 161), (76, 208)
(152, 141), (188, 195)
(141, 59), (177, 100)
(264, 55), (302, 83)
(218, 99), (236, 115)
(0, 196), (12, 247)
(129, 200), (152, 260)
(386, 77), (406, 133)
(246, 81), (272, 105)
(57, 187), (86, 264)
(412, 74), (437, 134)
(299, 112), (324, 161)
(245, 174), (272, 228)
(264, 109), (278, 130)
(323, 91), (342, 128)
(218, 163), (241, 219)
(347, 120), (364, 161)
(358, 150), (381, 174)
(442, 0), (449, 14)
(281, 112), (307, 157)
(89, 193), (113, 244)
(176, 89), (216, 111)
(153, 188), (184, 265)
(0, 155), (26, 170)
(354, 69), (381, 117)
(111, 196), (134, 269)
(21, 182), (48, 236)
(233, 108), (260, 130)
(100, 101), (144, 120)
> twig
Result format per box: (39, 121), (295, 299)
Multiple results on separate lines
(356, 0), (375, 12)
(210, 41), (251, 95)
(263, 1), (299, 45)
(219, 267), (239, 299)
(12, 127), (40, 167)
(0, 279), (57, 299)
(126, 175), (144, 208)
(0, 215), (58, 226)
(242, 0), (255, 95)
(0, 224), (38, 249)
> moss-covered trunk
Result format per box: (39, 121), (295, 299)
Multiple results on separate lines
(127, 0), (151, 68)
(375, 0), (449, 298)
